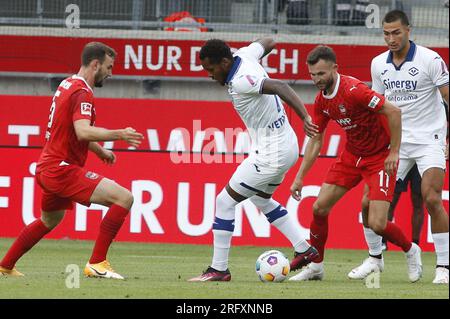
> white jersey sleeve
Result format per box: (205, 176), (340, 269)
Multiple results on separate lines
(370, 57), (385, 94)
(428, 54), (449, 87)
(231, 74), (266, 94)
(235, 42), (265, 61)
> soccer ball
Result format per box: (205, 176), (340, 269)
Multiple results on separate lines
(255, 250), (290, 282)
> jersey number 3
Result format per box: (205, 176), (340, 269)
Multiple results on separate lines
(46, 90), (61, 140)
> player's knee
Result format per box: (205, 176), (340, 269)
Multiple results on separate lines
(41, 212), (64, 229)
(312, 201), (329, 216)
(121, 190), (134, 209)
(368, 219), (386, 235)
(423, 190), (442, 212)
(112, 187), (133, 209)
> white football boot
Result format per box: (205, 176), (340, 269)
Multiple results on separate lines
(405, 243), (422, 283)
(289, 262), (324, 281)
(348, 256), (384, 280)
(432, 267), (449, 284)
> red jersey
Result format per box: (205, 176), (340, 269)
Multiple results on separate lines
(314, 74), (390, 157)
(37, 75), (95, 172)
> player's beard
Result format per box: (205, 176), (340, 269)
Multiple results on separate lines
(322, 76), (335, 94)
(94, 73), (105, 87)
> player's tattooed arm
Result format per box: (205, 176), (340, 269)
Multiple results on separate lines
(261, 79), (319, 137)
(74, 119), (144, 147)
(254, 37), (276, 58)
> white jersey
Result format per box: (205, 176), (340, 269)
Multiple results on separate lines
(371, 41), (449, 145)
(226, 42), (298, 169)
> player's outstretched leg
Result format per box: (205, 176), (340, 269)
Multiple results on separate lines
(84, 178), (134, 280)
(288, 213), (326, 282)
(0, 210), (65, 277)
(189, 188), (237, 282)
(290, 184), (347, 281)
(289, 207), (329, 282)
(250, 196), (319, 272)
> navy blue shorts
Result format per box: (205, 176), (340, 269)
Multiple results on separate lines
(395, 164), (421, 194)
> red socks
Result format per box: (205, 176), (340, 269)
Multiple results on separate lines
(0, 219), (51, 270)
(379, 221), (412, 252)
(89, 204), (129, 264)
(0, 205), (130, 268)
(310, 214), (329, 263)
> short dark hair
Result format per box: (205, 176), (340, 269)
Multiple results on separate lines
(383, 10), (410, 26)
(199, 39), (233, 64)
(81, 42), (117, 66)
(306, 45), (336, 65)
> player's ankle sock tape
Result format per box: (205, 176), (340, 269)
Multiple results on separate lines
(364, 226), (383, 256)
(432, 232), (449, 266)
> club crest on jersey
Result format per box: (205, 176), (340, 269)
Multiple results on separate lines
(85, 171), (99, 180)
(368, 96), (380, 109)
(408, 67), (419, 77)
(81, 102), (92, 116)
(338, 104), (346, 114)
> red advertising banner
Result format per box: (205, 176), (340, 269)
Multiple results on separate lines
(0, 35), (448, 81)
(0, 95), (346, 157)
(0, 96), (448, 251)
(0, 148), (448, 252)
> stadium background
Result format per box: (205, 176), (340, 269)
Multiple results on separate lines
(0, 0), (448, 253)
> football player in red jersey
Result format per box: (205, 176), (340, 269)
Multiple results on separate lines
(0, 42), (144, 279)
(288, 45), (422, 282)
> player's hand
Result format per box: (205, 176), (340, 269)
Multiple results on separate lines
(121, 127), (144, 148)
(303, 115), (319, 138)
(97, 149), (116, 165)
(290, 177), (304, 201)
(384, 150), (399, 176)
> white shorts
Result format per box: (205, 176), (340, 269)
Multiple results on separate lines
(397, 143), (446, 181)
(228, 145), (299, 198)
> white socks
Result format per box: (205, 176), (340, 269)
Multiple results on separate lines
(432, 232), (449, 266)
(364, 226), (383, 256)
(211, 189), (238, 271)
(250, 196), (310, 253)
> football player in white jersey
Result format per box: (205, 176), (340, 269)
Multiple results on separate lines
(189, 38), (320, 281)
(349, 10), (449, 284)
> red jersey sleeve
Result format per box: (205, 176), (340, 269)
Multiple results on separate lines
(313, 97), (330, 134)
(349, 82), (385, 112)
(71, 89), (94, 122)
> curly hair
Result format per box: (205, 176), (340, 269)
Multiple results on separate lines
(199, 39), (233, 64)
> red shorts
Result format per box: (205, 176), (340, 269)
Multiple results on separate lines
(324, 148), (396, 202)
(36, 164), (104, 212)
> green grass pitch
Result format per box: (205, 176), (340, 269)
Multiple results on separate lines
(0, 238), (448, 299)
